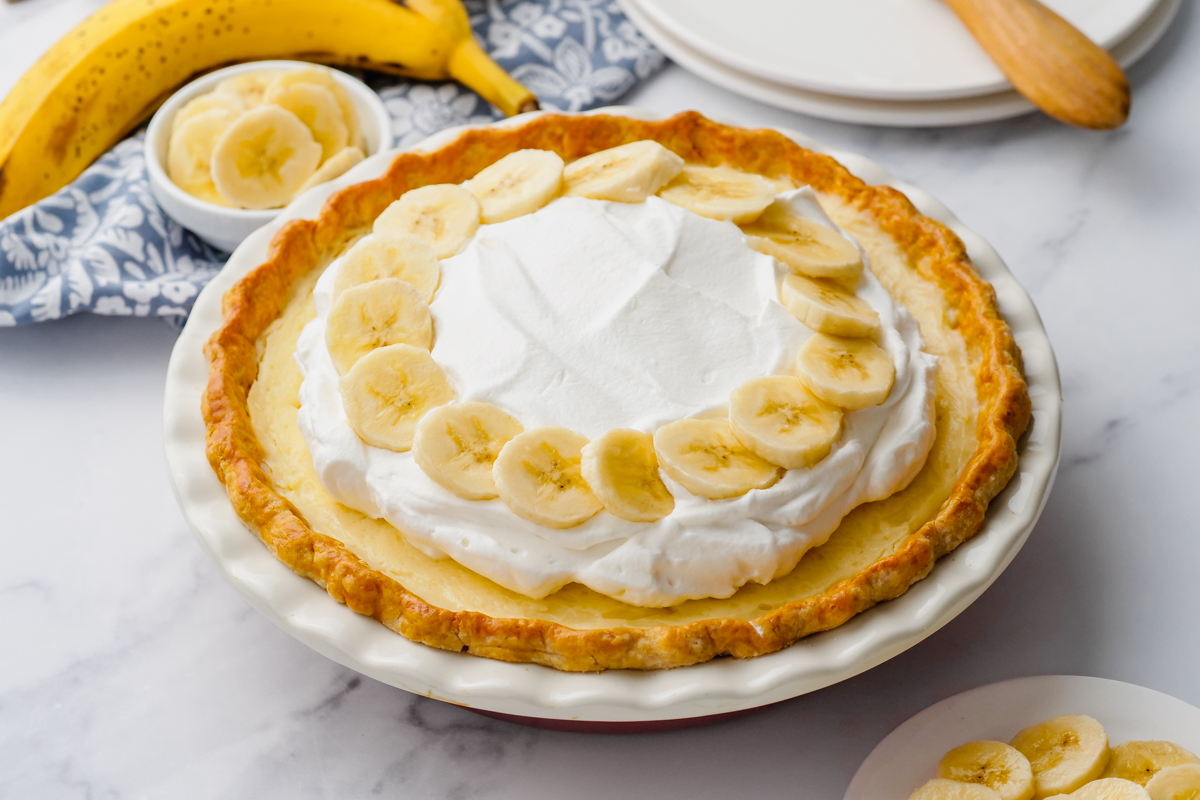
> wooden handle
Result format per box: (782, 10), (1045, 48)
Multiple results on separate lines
(944, 0), (1130, 129)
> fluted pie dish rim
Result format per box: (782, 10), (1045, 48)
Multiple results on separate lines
(164, 108), (1059, 717)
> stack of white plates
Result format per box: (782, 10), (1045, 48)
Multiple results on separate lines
(617, 0), (1180, 126)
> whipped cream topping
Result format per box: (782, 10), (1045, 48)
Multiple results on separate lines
(296, 188), (937, 607)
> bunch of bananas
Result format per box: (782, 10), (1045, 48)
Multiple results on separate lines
(0, 0), (537, 219)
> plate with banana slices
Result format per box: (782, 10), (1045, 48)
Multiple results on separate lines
(164, 107), (1061, 724)
(846, 676), (1200, 800)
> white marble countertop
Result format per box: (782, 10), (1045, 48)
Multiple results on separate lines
(2, 2), (1199, 797)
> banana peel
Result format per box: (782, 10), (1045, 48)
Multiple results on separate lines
(0, 0), (538, 219)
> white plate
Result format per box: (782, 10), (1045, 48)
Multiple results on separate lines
(621, 0), (1180, 127)
(163, 107), (1062, 723)
(635, 0), (1159, 101)
(846, 676), (1200, 799)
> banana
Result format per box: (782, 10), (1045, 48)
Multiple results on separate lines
(464, 149), (565, 224)
(333, 234), (440, 304)
(580, 429), (675, 523)
(299, 145), (366, 194)
(339, 343), (455, 452)
(938, 740), (1036, 800)
(1010, 715), (1110, 798)
(909, 778), (1003, 800)
(184, 181), (232, 208)
(167, 108), (237, 201)
(412, 401), (523, 500)
(493, 427), (603, 529)
(209, 105), (322, 209)
(374, 184), (481, 258)
(562, 140), (684, 203)
(794, 333), (895, 411)
(214, 71), (282, 108)
(173, 92), (245, 131)
(266, 67), (362, 150)
(1145, 764), (1200, 800)
(1102, 743), (1200, 786)
(262, 81), (349, 163)
(657, 164), (776, 224)
(325, 278), (433, 375)
(0, 0), (537, 218)
(743, 201), (863, 283)
(728, 376), (842, 470)
(1064, 778), (1152, 799)
(780, 273), (881, 338)
(653, 418), (781, 500)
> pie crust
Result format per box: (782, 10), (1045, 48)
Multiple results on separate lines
(202, 112), (1031, 672)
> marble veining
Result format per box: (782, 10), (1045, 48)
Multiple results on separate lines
(2, 0), (1199, 797)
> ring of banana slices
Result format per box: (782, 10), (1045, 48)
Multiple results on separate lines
(204, 112), (1030, 671)
(909, 714), (1200, 800)
(168, 66), (366, 209)
(326, 139), (896, 529)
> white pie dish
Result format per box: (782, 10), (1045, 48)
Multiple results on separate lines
(144, 60), (393, 253)
(163, 107), (1062, 724)
(845, 676), (1200, 800)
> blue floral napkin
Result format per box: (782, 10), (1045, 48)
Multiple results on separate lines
(0, 0), (663, 328)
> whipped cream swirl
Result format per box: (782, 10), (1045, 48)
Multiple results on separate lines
(296, 189), (937, 607)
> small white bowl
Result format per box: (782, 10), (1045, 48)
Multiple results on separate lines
(146, 60), (393, 252)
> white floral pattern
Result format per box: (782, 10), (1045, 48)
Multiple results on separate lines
(0, 0), (663, 327)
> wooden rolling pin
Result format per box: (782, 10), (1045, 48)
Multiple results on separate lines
(944, 0), (1131, 129)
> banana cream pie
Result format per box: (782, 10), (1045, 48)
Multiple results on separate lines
(203, 112), (1029, 671)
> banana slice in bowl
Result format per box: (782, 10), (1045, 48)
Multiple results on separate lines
(210, 105), (323, 210)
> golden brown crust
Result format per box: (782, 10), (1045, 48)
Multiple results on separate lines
(203, 112), (1030, 671)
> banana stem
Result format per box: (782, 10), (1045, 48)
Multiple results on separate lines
(447, 37), (539, 117)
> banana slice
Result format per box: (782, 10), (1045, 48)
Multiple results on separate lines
(373, 184), (481, 258)
(653, 418), (780, 500)
(938, 740), (1036, 800)
(214, 70), (282, 107)
(263, 81), (348, 163)
(209, 105), (322, 209)
(1067, 778), (1152, 799)
(464, 149), (564, 224)
(339, 343), (455, 452)
(333, 234), (439, 304)
(580, 428), (675, 523)
(167, 108), (236, 196)
(325, 278), (433, 375)
(266, 67), (362, 150)
(299, 145), (365, 194)
(909, 778), (1003, 800)
(173, 92), (244, 131)
(728, 376), (843, 470)
(795, 333), (895, 411)
(780, 273), (881, 338)
(743, 202), (863, 282)
(412, 401), (523, 500)
(562, 140), (683, 203)
(1145, 764), (1200, 800)
(1102, 743), (1200, 786)
(183, 181), (232, 207)
(1010, 715), (1110, 798)
(657, 164), (776, 224)
(493, 427), (603, 528)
